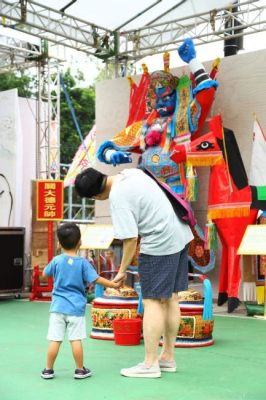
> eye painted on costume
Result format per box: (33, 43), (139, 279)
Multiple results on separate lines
(196, 141), (214, 151)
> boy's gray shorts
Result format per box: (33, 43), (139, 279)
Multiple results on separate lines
(47, 313), (87, 341)
(138, 245), (188, 299)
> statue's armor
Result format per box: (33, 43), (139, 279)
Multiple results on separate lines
(139, 146), (184, 194)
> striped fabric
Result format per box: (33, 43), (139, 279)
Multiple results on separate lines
(194, 68), (209, 85)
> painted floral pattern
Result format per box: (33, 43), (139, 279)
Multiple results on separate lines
(92, 308), (138, 330)
(178, 315), (214, 339)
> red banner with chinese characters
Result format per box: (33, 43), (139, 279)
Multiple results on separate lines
(36, 180), (64, 221)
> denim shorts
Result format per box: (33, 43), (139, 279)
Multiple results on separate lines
(138, 246), (188, 299)
(47, 313), (87, 341)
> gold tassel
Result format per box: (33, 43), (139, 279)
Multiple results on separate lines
(187, 154), (223, 167)
(185, 165), (198, 201)
(208, 207), (250, 220)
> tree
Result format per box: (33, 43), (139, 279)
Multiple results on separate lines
(59, 69), (96, 220)
(60, 68), (95, 165)
(0, 70), (33, 97)
(0, 68), (95, 168)
(0, 67), (96, 220)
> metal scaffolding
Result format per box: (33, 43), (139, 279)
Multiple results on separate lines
(37, 55), (60, 179)
(0, 0), (111, 55)
(0, 26), (61, 179)
(120, 0), (266, 59)
(0, 1), (266, 69)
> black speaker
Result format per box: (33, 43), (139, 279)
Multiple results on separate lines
(224, 4), (245, 57)
(0, 227), (25, 292)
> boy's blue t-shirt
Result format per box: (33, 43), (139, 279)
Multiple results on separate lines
(44, 254), (99, 316)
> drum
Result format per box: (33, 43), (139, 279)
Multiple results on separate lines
(90, 286), (214, 346)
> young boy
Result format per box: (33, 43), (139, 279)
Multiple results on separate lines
(41, 222), (121, 380)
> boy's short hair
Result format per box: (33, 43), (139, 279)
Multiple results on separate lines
(57, 222), (81, 250)
(75, 167), (107, 198)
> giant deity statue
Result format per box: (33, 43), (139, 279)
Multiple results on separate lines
(97, 38), (219, 272)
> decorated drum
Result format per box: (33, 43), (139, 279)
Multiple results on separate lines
(90, 287), (214, 346)
(166, 288), (214, 347)
(90, 286), (139, 340)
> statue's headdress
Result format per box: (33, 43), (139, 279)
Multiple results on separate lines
(146, 53), (179, 110)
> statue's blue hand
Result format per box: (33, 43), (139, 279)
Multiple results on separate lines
(178, 38), (196, 63)
(110, 151), (132, 166)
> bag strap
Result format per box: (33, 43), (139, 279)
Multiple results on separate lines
(143, 168), (197, 228)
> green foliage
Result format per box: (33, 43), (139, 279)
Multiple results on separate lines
(0, 70), (33, 97)
(0, 67), (95, 168)
(60, 68), (95, 165)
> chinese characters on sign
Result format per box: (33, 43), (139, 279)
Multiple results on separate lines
(36, 180), (64, 221)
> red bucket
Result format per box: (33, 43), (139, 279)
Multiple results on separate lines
(113, 318), (142, 346)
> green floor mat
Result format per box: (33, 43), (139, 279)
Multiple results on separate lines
(0, 299), (266, 400)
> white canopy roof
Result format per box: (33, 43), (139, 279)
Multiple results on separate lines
(39, 0), (232, 31)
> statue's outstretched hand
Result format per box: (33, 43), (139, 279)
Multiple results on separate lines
(110, 151), (132, 166)
(178, 38), (196, 63)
